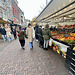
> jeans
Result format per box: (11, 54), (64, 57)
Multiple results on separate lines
(29, 42), (33, 49)
(2, 35), (7, 41)
(44, 40), (49, 48)
(7, 37), (11, 42)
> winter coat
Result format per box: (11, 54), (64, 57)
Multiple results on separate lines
(42, 28), (51, 40)
(0, 28), (6, 35)
(17, 30), (26, 40)
(35, 25), (38, 39)
(32, 27), (35, 38)
(38, 27), (43, 41)
(13, 29), (16, 35)
(26, 27), (33, 42)
(5, 28), (11, 37)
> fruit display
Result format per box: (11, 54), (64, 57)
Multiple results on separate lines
(52, 42), (66, 58)
(50, 25), (75, 58)
(51, 30), (75, 44)
(73, 47), (75, 51)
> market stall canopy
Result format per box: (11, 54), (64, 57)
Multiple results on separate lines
(0, 18), (12, 24)
(34, 0), (75, 24)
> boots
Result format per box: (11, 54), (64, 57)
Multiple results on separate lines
(22, 46), (25, 50)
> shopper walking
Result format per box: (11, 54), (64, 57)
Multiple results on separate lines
(13, 26), (17, 40)
(17, 27), (27, 50)
(35, 24), (38, 41)
(42, 24), (52, 50)
(5, 26), (12, 42)
(0, 26), (7, 42)
(26, 23), (34, 50)
(38, 26), (44, 48)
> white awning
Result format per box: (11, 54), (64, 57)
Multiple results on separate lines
(34, 0), (75, 24)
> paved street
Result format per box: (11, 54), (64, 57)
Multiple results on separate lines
(0, 39), (70, 75)
(0, 34), (14, 52)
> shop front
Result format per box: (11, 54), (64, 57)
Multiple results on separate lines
(0, 18), (12, 39)
(34, 0), (75, 74)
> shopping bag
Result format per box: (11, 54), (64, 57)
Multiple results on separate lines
(49, 38), (53, 46)
(8, 32), (11, 36)
(17, 31), (21, 36)
(17, 33), (20, 36)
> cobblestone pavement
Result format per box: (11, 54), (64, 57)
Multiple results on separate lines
(0, 34), (15, 52)
(0, 39), (70, 75)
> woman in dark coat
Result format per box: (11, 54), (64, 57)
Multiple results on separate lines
(13, 27), (17, 40)
(17, 27), (27, 50)
(42, 24), (52, 50)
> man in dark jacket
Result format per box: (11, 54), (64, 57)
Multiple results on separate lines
(35, 24), (38, 41)
(0, 26), (7, 42)
(13, 27), (17, 40)
(38, 26), (44, 48)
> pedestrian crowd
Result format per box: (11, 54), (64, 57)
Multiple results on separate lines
(35, 23), (52, 50)
(0, 23), (52, 50)
(0, 25), (12, 42)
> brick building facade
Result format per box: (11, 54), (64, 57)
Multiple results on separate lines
(12, 0), (20, 24)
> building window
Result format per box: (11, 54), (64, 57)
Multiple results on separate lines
(0, 9), (3, 18)
(1, 12), (3, 18)
(13, 8), (14, 15)
(15, 10), (16, 16)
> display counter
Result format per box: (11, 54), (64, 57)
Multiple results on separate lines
(49, 37), (75, 58)
(49, 38), (70, 58)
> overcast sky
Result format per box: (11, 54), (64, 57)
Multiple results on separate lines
(18, 0), (50, 20)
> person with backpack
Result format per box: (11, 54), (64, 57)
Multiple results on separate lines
(42, 24), (52, 50)
(17, 27), (27, 50)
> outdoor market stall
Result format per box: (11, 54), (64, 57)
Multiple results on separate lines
(34, 0), (75, 74)
(49, 24), (75, 58)
(0, 18), (12, 39)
